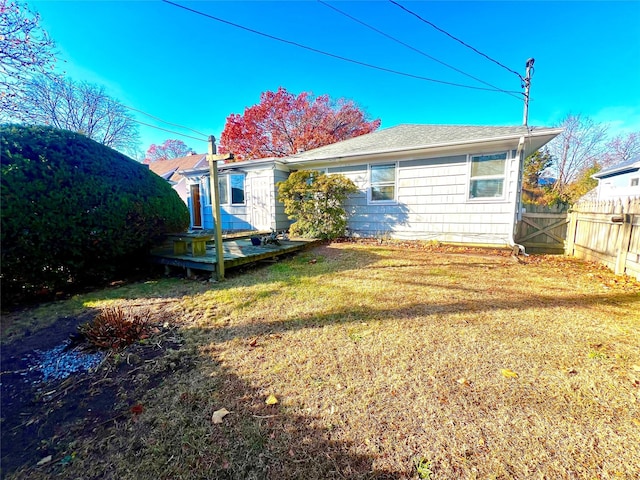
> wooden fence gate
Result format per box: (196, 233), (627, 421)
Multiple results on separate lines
(515, 204), (569, 254)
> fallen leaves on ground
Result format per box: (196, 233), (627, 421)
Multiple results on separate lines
(211, 408), (230, 424)
(500, 368), (519, 379)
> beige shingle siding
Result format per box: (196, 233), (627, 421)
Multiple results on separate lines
(331, 152), (518, 245)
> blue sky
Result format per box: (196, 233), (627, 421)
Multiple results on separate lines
(29, 0), (640, 157)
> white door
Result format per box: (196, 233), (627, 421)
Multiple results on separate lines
(250, 176), (272, 230)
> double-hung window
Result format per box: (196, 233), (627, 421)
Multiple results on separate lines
(468, 152), (507, 199)
(370, 163), (396, 202)
(217, 173), (245, 205)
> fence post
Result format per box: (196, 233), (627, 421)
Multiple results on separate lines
(565, 208), (578, 256)
(614, 201), (633, 275)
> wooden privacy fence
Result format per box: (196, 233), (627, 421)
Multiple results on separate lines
(515, 204), (569, 254)
(565, 198), (640, 280)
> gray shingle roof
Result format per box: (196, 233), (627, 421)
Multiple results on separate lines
(286, 124), (559, 162)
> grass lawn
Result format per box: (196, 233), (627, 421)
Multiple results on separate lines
(3, 242), (640, 479)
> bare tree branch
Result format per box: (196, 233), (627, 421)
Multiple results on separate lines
(604, 132), (640, 165)
(545, 114), (608, 196)
(17, 76), (140, 153)
(0, 0), (60, 119)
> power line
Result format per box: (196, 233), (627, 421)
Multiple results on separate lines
(161, 0), (523, 95)
(389, 0), (524, 81)
(319, 0), (521, 99)
(121, 104), (209, 138)
(128, 117), (208, 143)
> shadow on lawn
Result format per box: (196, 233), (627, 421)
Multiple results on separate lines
(2, 246), (403, 479)
(6, 334), (402, 479)
(5, 245), (639, 478)
(117, 284), (639, 479)
(156, 349), (403, 480)
(204, 289), (640, 344)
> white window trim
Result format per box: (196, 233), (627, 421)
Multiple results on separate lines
(368, 162), (398, 204)
(466, 151), (508, 202)
(201, 176), (211, 206)
(219, 173), (247, 206)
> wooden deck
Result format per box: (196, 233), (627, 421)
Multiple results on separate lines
(150, 237), (321, 278)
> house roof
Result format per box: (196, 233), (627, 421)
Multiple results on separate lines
(147, 154), (208, 183)
(286, 124), (563, 164)
(177, 124), (563, 177)
(592, 157), (640, 179)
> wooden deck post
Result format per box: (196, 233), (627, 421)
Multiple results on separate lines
(208, 135), (225, 281)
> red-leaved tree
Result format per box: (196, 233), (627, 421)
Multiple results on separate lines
(144, 139), (193, 163)
(219, 87), (381, 161)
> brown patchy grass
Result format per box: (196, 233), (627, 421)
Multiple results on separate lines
(4, 243), (640, 479)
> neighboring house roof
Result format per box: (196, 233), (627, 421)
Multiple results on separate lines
(147, 154), (208, 183)
(592, 157), (640, 179)
(286, 124), (563, 164)
(181, 156), (286, 178)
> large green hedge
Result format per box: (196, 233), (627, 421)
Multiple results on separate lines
(1, 125), (189, 304)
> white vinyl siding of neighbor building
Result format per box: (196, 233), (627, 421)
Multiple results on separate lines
(329, 151), (521, 244)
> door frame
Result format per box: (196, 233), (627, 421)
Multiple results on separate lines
(190, 183), (203, 229)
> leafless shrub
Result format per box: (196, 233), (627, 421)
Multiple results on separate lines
(80, 307), (150, 349)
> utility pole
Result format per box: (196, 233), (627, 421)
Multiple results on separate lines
(522, 57), (535, 126)
(207, 135), (225, 281)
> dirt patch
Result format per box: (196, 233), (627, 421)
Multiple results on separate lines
(0, 315), (186, 478)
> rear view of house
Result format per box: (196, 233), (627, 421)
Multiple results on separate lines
(287, 125), (562, 246)
(178, 124), (562, 247)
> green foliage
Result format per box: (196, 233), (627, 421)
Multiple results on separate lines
(522, 149), (554, 205)
(277, 170), (358, 240)
(542, 163), (600, 206)
(414, 458), (433, 479)
(564, 163), (600, 203)
(1, 125), (189, 304)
